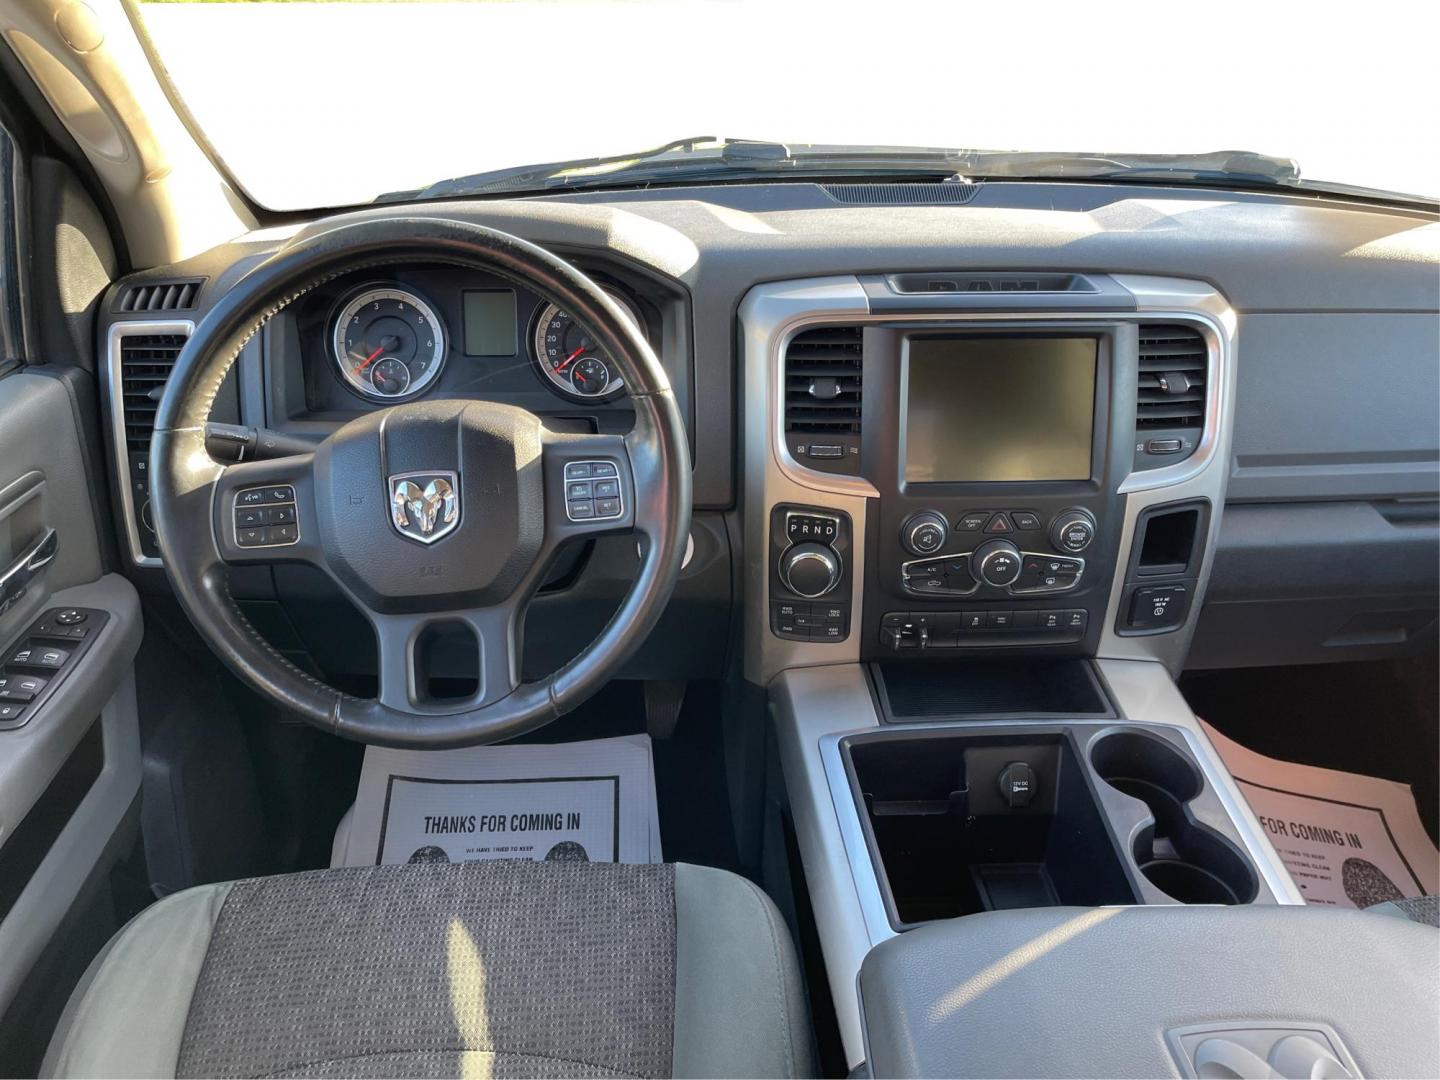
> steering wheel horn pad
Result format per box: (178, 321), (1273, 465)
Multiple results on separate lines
(150, 216), (691, 748)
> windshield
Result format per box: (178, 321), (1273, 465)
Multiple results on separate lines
(135, 0), (1438, 211)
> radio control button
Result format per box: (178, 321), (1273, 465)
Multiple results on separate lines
(901, 511), (949, 556)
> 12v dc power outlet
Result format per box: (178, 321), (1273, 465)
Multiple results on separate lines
(998, 761), (1036, 808)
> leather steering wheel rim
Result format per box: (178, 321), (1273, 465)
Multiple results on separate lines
(151, 216), (691, 748)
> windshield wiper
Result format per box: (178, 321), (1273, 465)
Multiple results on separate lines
(379, 140), (1393, 203)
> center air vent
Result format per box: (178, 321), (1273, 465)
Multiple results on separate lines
(1135, 323), (1208, 468)
(114, 279), (202, 313)
(783, 326), (863, 474)
(119, 333), (187, 452)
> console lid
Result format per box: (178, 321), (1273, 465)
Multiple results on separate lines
(858, 905), (1437, 1078)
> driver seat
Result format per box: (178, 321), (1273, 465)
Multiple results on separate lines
(42, 861), (813, 1079)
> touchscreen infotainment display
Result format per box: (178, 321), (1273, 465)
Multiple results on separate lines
(903, 337), (1097, 483)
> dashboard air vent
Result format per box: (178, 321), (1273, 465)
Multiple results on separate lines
(1136, 324), (1207, 429)
(115, 279), (202, 313)
(119, 333), (187, 452)
(782, 326), (864, 474)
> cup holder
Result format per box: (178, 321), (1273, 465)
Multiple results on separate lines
(1091, 730), (1258, 905)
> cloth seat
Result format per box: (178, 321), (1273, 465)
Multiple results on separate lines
(43, 861), (812, 1079)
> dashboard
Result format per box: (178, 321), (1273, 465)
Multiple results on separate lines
(98, 182), (1440, 683)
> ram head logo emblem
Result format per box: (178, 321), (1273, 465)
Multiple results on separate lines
(388, 472), (459, 544)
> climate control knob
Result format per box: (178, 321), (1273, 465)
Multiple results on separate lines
(1050, 508), (1097, 554)
(780, 543), (841, 598)
(972, 539), (1023, 588)
(901, 511), (949, 556)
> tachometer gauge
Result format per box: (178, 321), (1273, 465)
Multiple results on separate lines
(332, 285), (446, 401)
(532, 289), (644, 401)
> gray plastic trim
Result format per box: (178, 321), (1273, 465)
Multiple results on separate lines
(0, 573), (143, 1020)
(104, 320), (194, 567)
(771, 659), (1301, 1069)
(741, 274), (1236, 683)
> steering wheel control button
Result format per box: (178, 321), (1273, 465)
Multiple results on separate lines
(1129, 585), (1190, 630)
(234, 486), (301, 548)
(1050, 508), (1097, 553)
(564, 461), (625, 522)
(901, 511), (949, 556)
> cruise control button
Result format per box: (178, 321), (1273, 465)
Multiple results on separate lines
(591, 461), (618, 477)
(567, 481), (593, 500)
(592, 479), (620, 499)
(564, 462), (594, 479)
(567, 500), (595, 520)
(594, 497), (622, 517)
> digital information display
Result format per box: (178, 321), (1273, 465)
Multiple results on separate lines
(903, 337), (1097, 483)
(462, 289), (518, 356)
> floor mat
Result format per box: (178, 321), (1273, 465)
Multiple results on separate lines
(1203, 721), (1440, 908)
(335, 734), (661, 867)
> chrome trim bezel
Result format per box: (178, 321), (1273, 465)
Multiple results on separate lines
(105, 319), (195, 567)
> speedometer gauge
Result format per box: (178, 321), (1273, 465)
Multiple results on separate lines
(532, 289), (644, 401)
(332, 285), (446, 401)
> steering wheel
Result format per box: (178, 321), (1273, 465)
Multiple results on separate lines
(151, 217), (691, 748)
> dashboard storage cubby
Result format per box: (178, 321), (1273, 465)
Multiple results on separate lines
(1089, 729), (1258, 905)
(844, 730), (1138, 928)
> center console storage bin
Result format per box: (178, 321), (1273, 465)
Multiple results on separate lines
(844, 729), (1138, 927)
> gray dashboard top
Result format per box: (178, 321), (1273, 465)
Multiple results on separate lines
(108, 182), (1440, 507)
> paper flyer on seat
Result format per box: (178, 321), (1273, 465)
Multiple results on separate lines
(339, 734), (661, 867)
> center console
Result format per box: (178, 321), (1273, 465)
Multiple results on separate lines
(741, 275), (1312, 1072)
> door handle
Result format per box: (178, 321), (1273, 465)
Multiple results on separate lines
(0, 527), (58, 615)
